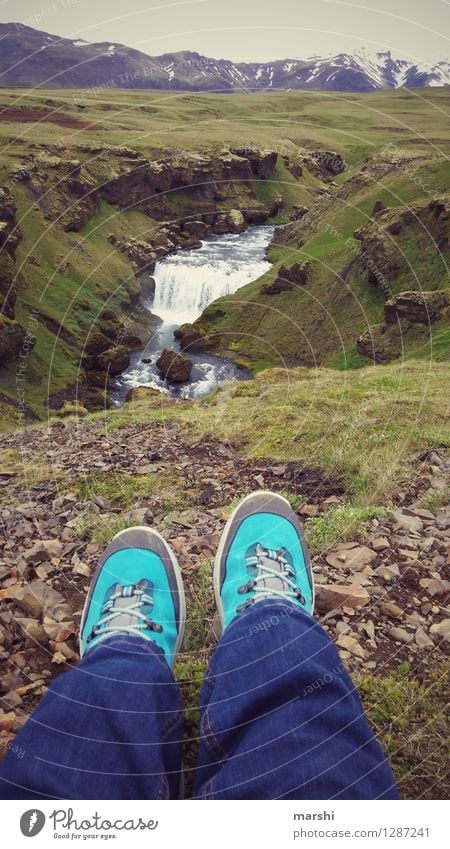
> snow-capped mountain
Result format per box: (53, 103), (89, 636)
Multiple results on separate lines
(0, 23), (448, 92)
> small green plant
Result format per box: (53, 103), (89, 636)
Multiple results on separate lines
(355, 662), (449, 799)
(76, 472), (158, 507)
(417, 487), (450, 512)
(304, 504), (388, 554)
(73, 512), (135, 545)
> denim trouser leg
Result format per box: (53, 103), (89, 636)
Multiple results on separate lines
(193, 600), (399, 800)
(0, 636), (183, 800)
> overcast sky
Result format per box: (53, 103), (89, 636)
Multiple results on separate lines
(2, 0), (449, 62)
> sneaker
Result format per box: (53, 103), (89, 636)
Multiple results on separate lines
(214, 491), (314, 633)
(80, 527), (185, 669)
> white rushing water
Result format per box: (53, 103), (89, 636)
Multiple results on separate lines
(152, 226), (274, 324)
(111, 225), (274, 403)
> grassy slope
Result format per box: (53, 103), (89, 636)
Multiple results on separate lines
(99, 359), (449, 505)
(0, 87), (449, 421)
(192, 157), (450, 371)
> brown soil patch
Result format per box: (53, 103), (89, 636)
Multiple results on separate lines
(0, 109), (98, 130)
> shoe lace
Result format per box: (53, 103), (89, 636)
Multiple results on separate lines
(237, 544), (305, 611)
(87, 585), (163, 643)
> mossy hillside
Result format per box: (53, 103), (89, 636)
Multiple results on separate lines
(0, 87), (449, 424)
(0, 194), (160, 421)
(98, 359), (449, 506)
(190, 161), (450, 369)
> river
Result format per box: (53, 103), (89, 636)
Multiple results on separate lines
(110, 224), (274, 404)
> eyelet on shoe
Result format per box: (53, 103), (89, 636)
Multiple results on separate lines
(147, 620), (163, 633)
(236, 598), (255, 613)
(238, 579), (255, 594)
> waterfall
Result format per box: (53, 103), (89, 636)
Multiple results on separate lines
(152, 228), (273, 324)
(110, 225), (274, 405)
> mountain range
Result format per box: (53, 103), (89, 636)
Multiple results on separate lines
(0, 23), (449, 92)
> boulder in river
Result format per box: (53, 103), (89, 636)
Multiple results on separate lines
(96, 345), (131, 376)
(156, 348), (193, 382)
(182, 220), (210, 239)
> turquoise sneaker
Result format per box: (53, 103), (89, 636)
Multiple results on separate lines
(214, 491), (314, 633)
(80, 527), (185, 669)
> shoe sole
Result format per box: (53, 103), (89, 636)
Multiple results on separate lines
(79, 526), (186, 668)
(213, 490), (314, 635)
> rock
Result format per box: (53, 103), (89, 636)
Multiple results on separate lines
(73, 562), (91, 577)
(426, 578), (449, 597)
(389, 627), (413, 644)
(375, 564), (400, 581)
(182, 220), (209, 239)
(125, 386), (163, 404)
(51, 651), (68, 665)
(16, 617), (48, 643)
(96, 345), (130, 376)
(361, 620), (375, 640)
(55, 401), (89, 418)
(389, 511), (423, 533)
(384, 290), (450, 326)
(229, 147), (277, 179)
(326, 546), (376, 571)
(0, 709), (16, 732)
(42, 619), (76, 641)
(129, 507), (154, 525)
(156, 349), (193, 383)
(335, 634), (367, 659)
(300, 503), (319, 517)
(372, 536), (390, 551)
(24, 539), (62, 564)
(309, 149), (346, 176)
(261, 262), (309, 295)
(380, 602), (403, 620)
(1, 690), (22, 709)
(213, 209), (246, 235)
(415, 627), (433, 648)
(429, 620), (450, 641)
(290, 205), (309, 221)
(0, 580), (72, 621)
(174, 323), (213, 353)
(0, 316), (29, 366)
(316, 583), (370, 613)
(371, 200), (388, 218)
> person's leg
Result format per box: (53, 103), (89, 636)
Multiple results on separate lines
(0, 636), (183, 799)
(0, 527), (186, 800)
(194, 492), (398, 800)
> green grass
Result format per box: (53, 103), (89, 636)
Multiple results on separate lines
(356, 662), (450, 799)
(75, 471), (159, 507)
(175, 561), (215, 795)
(0, 87), (449, 423)
(100, 359), (449, 507)
(73, 512), (136, 545)
(304, 505), (388, 554)
(417, 487), (450, 512)
(332, 345), (373, 371)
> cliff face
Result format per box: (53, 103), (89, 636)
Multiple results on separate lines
(1, 134), (311, 422)
(0, 189), (31, 367)
(17, 145), (279, 231)
(353, 197), (450, 295)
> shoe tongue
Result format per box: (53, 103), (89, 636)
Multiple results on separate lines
(254, 544), (287, 595)
(104, 584), (142, 631)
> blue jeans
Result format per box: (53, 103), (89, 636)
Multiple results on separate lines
(0, 601), (398, 799)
